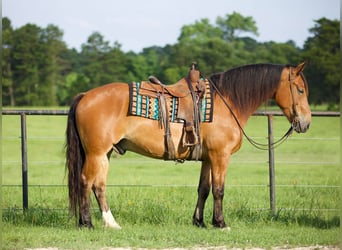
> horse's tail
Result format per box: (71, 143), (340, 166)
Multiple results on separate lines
(65, 93), (85, 218)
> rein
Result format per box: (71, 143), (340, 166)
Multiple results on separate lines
(203, 72), (295, 151)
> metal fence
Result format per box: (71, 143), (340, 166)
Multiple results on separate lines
(2, 109), (340, 214)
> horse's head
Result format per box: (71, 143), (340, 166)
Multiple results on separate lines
(275, 62), (311, 133)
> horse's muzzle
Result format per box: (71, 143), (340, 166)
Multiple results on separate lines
(292, 116), (311, 133)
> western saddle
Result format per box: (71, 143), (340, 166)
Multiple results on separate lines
(138, 63), (206, 161)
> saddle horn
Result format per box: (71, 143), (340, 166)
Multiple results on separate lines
(149, 76), (166, 87)
(190, 61), (197, 69)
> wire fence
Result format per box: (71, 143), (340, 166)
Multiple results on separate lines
(2, 110), (340, 215)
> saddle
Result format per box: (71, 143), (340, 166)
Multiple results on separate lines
(137, 63), (206, 160)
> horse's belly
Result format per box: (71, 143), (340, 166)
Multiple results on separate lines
(118, 120), (192, 160)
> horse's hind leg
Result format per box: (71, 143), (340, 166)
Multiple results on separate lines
(78, 161), (94, 228)
(90, 154), (121, 229)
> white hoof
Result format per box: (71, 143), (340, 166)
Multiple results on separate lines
(221, 226), (231, 231)
(102, 209), (121, 229)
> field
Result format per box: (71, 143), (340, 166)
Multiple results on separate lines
(1, 110), (340, 250)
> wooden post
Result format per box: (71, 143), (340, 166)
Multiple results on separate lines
(20, 113), (28, 210)
(268, 114), (276, 215)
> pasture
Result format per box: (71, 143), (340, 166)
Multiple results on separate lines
(2, 110), (340, 249)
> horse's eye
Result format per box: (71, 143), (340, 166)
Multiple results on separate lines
(297, 88), (304, 94)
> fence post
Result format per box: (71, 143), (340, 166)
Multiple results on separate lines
(268, 114), (276, 215)
(20, 113), (28, 210)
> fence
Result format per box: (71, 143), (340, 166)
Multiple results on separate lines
(2, 109), (340, 215)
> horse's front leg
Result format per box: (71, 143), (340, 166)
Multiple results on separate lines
(193, 161), (211, 228)
(211, 156), (230, 229)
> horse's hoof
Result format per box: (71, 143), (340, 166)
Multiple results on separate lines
(193, 218), (207, 228)
(103, 219), (122, 230)
(78, 223), (94, 230)
(220, 226), (231, 231)
(212, 220), (227, 229)
(104, 223), (122, 230)
(102, 210), (122, 229)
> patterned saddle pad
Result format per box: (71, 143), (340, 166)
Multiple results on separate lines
(128, 79), (213, 123)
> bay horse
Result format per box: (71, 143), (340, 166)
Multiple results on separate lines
(66, 62), (311, 229)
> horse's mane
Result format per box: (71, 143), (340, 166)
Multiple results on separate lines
(209, 64), (285, 114)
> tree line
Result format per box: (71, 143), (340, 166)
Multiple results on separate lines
(2, 12), (339, 109)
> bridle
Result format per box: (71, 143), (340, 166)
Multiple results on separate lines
(288, 67), (301, 129)
(203, 67), (299, 150)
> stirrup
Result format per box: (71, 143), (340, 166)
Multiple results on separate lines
(183, 126), (198, 147)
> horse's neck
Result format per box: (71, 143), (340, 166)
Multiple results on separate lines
(228, 96), (273, 127)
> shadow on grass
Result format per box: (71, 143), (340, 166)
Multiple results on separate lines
(230, 207), (340, 229)
(2, 207), (72, 228)
(3, 205), (340, 230)
(272, 208), (340, 229)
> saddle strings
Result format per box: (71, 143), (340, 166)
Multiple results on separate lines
(204, 75), (294, 151)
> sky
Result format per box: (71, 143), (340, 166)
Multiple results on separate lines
(3, 0), (340, 52)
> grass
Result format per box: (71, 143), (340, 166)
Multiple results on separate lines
(1, 111), (340, 249)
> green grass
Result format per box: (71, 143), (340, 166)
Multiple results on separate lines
(1, 112), (340, 249)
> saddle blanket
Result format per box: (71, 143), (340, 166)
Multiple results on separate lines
(128, 80), (213, 123)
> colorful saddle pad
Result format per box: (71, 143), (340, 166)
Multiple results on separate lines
(128, 79), (213, 123)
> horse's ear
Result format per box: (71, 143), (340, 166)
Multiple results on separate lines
(294, 62), (306, 75)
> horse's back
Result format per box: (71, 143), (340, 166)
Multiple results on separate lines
(78, 82), (128, 108)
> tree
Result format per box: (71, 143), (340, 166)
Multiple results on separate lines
(140, 46), (165, 78)
(216, 12), (259, 42)
(39, 24), (68, 105)
(251, 40), (301, 64)
(174, 19), (229, 76)
(80, 33), (128, 87)
(57, 72), (90, 105)
(3, 14), (339, 108)
(11, 23), (43, 105)
(3, 20), (69, 106)
(80, 32), (110, 86)
(173, 13), (261, 76)
(101, 42), (128, 83)
(178, 18), (222, 45)
(301, 18), (340, 107)
(2, 17), (15, 105)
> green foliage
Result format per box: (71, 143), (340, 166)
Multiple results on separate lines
(301, 18), (340, 108)
(2, 20), (69, 106)
(57, 72), (90, 105)
(2, 17), (15, 105)
(216, 11), (259, 41)
(2, 13), (339, 108)
(178, 18), (222, 45)
(79, 32), (128, 87)
(252, 41), (301, 64)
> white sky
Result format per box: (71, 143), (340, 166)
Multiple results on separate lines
(3, 0), (340, 52)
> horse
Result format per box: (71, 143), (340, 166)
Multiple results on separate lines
(65, 62), (311, 229)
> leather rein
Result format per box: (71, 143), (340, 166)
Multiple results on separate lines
(203, 68), (298, 150)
